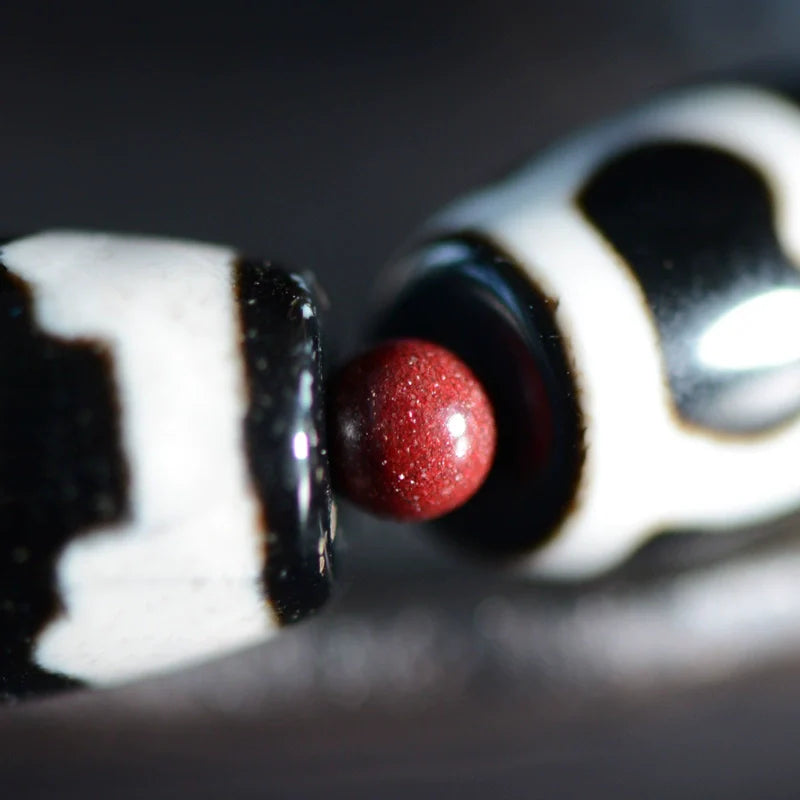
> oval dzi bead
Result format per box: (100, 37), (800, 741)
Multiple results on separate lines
(0, 231), (335, 700)
(374, 79), (800, 578)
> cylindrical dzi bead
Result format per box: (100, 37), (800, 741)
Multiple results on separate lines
(375, 79), (800, 577)
(0, 231), (335, 699)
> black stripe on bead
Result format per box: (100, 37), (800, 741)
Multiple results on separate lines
(0, 249), (130, 701)
(374, 234), (585, 558)
(578, 142), (800, 435)
(234, 260), (334, 625)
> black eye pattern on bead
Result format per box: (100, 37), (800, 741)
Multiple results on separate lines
(0, 260), (129, 701)
(579, 142), (800, 434)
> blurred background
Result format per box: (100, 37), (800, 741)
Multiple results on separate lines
(3, 1), (800, 796)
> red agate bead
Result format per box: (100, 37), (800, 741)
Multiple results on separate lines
(329, 338), (496, 521)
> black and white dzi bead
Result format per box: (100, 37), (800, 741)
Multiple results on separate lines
(0, 231), (335, 700)
(7, 77), (800, 701)
(376, 78), (800, 577)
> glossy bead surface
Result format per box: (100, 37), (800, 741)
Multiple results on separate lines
(330, 339), (496, 521)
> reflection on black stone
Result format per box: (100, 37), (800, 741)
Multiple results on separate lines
(579, 142), (800, 434)
(374, 235), (585, 558)
(235, 261), (335, 625)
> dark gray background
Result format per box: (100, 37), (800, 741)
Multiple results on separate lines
(3, 1), (800, 797)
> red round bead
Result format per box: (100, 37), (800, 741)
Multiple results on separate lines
(329, 338), (496, 521)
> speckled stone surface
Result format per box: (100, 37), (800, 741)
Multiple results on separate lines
(330, 339), (495, 520)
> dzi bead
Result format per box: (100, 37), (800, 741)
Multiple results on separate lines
(7, 76), (800, 701)
(374, 78), (800, 578)
(0, 231), (335, 699)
